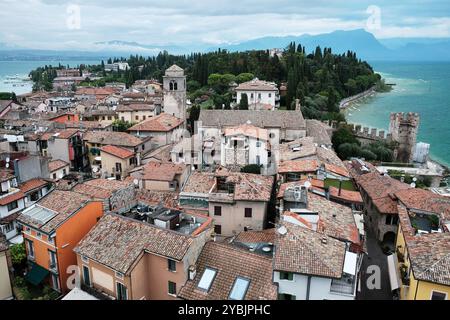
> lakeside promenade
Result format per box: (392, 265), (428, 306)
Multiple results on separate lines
(339, 86), (377, 110)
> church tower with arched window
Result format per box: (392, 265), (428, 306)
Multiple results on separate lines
(163, 65), (187, 124)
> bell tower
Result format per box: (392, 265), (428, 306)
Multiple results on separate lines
(163, 65), (187, 123)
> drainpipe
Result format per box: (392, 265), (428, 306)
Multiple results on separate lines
(306, 276), (311, 300)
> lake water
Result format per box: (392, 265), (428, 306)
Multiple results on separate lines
(0, 60), (100, 95)
(1, 59), (449, 166)
(343, 61), (450, 167)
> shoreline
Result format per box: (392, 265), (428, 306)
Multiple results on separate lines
(339, 86), (377, 110)
(339, 84), (450, 180)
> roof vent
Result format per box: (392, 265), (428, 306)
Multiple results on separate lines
(262, 246), (272, 253)
(321, 238), (328, 245)
(277, 226), (288, 235)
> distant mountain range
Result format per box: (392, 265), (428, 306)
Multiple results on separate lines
(1, 29), (449, 62)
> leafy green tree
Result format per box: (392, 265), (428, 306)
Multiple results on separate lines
(112, 120), (135, 132)
(337, 143), (363, 160)
(236, 73), (255, 83)
(239, 93), (249, 110)
(332, 126), (360, 150)
(10, 243), (26, 266)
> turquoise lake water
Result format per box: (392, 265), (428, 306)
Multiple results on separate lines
(0, 60), (100, 94)
(1, 59), (449, 166)
(343, 61), (450, 167)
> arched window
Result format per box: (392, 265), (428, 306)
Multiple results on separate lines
(169, 81), (174, 91)
(174, 82), (178, 91)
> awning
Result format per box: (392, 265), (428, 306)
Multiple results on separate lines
(387, 254), (401, 291)
(343, 251), (358, 276)
(25, 263), (50, 286)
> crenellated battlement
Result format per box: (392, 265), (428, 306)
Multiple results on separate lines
(389, 112), (420, 163)
(325, 120), (392, 143)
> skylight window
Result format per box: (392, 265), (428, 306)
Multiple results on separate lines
(229, 277), (250, 300)
(197, 268), (217, 292)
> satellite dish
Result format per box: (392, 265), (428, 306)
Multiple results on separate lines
(5, 157), (10, 163)
(5, 163), (9, 168)
(304, 181), (312, 189)
(133, 179), (139, 186)
(410, 183), (416, 188)
(413, 177), (418, 182)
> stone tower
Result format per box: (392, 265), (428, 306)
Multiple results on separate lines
(389, 112), (420, 163)
(163, 64), (187, 124)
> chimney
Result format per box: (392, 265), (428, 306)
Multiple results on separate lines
(338, 178), (343, 197)
(295, 99), (301, 111)
(188, 265), (197, 280)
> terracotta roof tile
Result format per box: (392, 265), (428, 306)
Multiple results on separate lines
(0, 190), (25, 206)
(308, 193), (361, 246)
(234, 229), (276, 244)
(182, 172), (216, 194)
(19, 178), (49, 194)
(178, 242), (277, 300)
(278, 159), (319, 174)
(395, 188), (450, 218)
(48, 160), (70, 172)
(277, 180), (324, 198)
(100, 145), (135, 159)
(274, 222), (346, 278)
(236, 79), (278, 92)
(74, 213), (195, 274)
(224, 124), (269, 141)
(84, 131), (143, 148)
(139, 162), (185, 182)
(135, 189), (179, 209)
(73, 179), (133, 200)
(355, 172), (410, 214)
(128, 113), (183, 132)
(329, 186), (363, 204)
(397, 205), (450, 286)
(17, 190), (92, 233)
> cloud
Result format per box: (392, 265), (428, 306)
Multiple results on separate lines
(0, 0), (449, 50)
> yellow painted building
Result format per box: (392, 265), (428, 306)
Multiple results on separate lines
(392, 205), (450, 300)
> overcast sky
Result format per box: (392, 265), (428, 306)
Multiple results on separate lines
(1, 0), (450, 50)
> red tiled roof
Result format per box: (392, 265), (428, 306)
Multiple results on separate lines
(394, 188), (450, 218)
(48, 159), (70, 172)
(224, 124), (269, 141)
(277, 180), (324, 198)
(356, 172), (411, 214)
(278, 160), (319, 174)
(324, 163), (350, 178)
(20, 179), (49, 194)
(139, 162), (185, 182)
(329, 186), (363, 204)
(0, 190), (25, 206)
(274, 222), (346, 278)
(234, 229), (276, 244)
(100, 145), (135, 159)
(0, 170), (15, 183)
(128, 113), (184, 132)
(178, 242), (278, 300)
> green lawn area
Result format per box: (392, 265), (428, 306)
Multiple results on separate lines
(324, 178), (356, 191)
